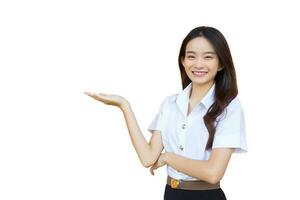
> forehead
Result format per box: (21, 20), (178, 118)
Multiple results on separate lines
(185, 37), (215, 54)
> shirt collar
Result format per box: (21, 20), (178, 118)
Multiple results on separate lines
(175, 82), (216, 117)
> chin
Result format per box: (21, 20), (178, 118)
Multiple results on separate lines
(187, 73), (213, 85)
(190, 78), (208, 84)
(191, 78), (214, 86)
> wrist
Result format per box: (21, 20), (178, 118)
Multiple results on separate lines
(162, 152), (171, 165)
(120, 101), (130, 112)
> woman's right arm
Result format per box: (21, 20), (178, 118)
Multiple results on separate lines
(121, 102), (164, 168)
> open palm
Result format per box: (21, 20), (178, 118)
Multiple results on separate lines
(84, 91), (128, 109)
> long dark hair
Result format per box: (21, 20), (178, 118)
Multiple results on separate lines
(178, 26), (238, 150)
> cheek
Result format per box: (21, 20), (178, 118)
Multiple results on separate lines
(210, 68), (219, 76)
(184, 67), (191, 75)
(210, 67), (220, 78)
(209, 61), (220, 71)
(184, 64), (194, 74)
(183, 60), (195, 69)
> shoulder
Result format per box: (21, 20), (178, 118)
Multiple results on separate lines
(157, 93), (178, 110)
(226, 96), (243, 111)
(164, 93), (179, 103)
(218, 96), (244, 121)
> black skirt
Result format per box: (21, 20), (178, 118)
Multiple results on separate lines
(164, 183), (227, 200)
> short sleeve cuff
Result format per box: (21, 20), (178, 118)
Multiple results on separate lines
(212, 134), (248, 153)
(147, 113), (162, 132)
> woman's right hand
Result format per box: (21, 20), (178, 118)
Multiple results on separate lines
(84, 91), (129, 110)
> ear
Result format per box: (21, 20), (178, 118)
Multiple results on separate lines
(180, 56), (186, 68)
(217, 66), (224, 71)
(181, 56), (184, 64)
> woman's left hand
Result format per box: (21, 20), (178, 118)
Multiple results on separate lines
(83, 91), (129, 110)
(150, 152), (168, 176)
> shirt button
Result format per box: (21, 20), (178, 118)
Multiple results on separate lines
(179, 145), (184, 151)
(181, 124), (186, 129)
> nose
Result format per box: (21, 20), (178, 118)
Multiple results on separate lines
(194, 58), (205, 68)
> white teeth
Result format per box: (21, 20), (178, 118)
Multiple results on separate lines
(193, 71), (207, 76)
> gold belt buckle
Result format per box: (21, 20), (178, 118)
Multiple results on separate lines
(170, 178), (181, 189)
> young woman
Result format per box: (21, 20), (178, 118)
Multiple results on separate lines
(84, 26), (247, 200)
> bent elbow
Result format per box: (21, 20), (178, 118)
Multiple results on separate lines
(142, 162), (151, 168)
(208, 176), (220, 184)
(141, 159), (154, 168)
(208, 171), (223, 184)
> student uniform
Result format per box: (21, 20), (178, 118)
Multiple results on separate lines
(148, 82), (248, 200)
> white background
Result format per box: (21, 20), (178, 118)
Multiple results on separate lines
(1, 0), (299, 199)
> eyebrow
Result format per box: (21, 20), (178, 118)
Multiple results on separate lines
(186, 51), (216, 55)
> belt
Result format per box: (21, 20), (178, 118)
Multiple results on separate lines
(167, 175), (220, 190)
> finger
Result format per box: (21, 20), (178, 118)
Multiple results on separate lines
(84, 92), (106, 98)
(84, 92), (99, 99)
(85, 92), (106, 100)
(150, 168), (154, 176)
(98, 92), (108, 96)
(94, 93), (110, 99)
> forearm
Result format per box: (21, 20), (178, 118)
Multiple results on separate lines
(163, 152), (216, 184)
(120, 102), (153, 167)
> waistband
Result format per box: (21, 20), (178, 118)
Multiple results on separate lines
(167, 175), (220, 190)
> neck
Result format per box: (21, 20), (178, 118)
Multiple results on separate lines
(189, 81), (214, 104)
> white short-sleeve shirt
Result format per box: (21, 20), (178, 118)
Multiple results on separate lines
(147, 82), (248, 181)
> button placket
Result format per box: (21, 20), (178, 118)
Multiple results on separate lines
(178, 119), (188, 152)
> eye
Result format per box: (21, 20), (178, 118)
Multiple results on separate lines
(205, 56), (213, 59)
(187, 55), (195, 59)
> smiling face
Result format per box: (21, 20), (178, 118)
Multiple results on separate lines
(181, 37), (223, 87)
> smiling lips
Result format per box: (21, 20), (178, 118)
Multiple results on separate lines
(192, 71), (207, 77)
